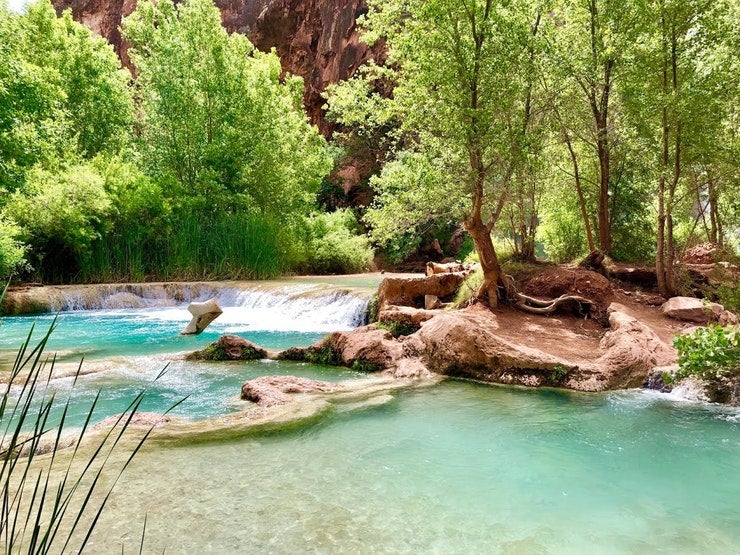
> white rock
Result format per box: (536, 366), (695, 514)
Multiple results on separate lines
(181, 298), (223, 335)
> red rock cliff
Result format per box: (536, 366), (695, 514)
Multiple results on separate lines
(52, 0), (376, 134)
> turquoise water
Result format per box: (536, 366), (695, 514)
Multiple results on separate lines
(4, 357), (362, 430)
(0, 311), (326, 360)
(2, 283), (739, 552)
(89, 380), (740, 553)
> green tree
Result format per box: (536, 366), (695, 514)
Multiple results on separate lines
(623, 0), (736, 296)
(0, 0), (133, 195)
(0, 2), (69, 195)
(20, 0), (134, 157)
(0, 217), (25, 279)
(548, 0), (641, 255)
(339, 0), (544, 306)
(122, 0), (331, 219)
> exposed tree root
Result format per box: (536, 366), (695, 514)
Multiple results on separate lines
(514, 293), (593, 316)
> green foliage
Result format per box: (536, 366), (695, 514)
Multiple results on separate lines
(301, 209), (374, 274)
(549, 364), (569, 384)
(4, 162), (112, 281)
(350, 359), (384, 373)
(123, 0), (331, 218)
(365, 295), (379, 324)
(376, 320), (419, 338)
(0, 0), (133, 195)
(453, 269), (484, 308)
(538, 189), (589, 263)
(715, 284), (740, 314)
(674, 325), (740, 380)
(193, 341), (263, 361)
(0, 217), (26, 279)
(303, 344), (342, 367)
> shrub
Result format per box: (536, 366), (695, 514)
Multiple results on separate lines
(0, 218), (26, 280)
(303, 209), (374, 274)
(452, 268), (483, 308)
(538, 205), (589, 264)
(3, 163), (112, 281)
(377, 320), (419, 337)
(674, 325), (740, 380)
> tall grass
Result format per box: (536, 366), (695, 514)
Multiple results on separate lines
(0, 318), (176, 552)
(81, 211), (294, 283)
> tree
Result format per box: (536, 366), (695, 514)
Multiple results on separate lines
(340, 0), (543, 307)
(549, 0), (640, 255)
(122, 0), (331, 220)
(0, 0), (134, 196)
(623, 0), (735, 297)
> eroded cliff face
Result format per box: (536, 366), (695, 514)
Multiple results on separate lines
(52, 0), (376, 134)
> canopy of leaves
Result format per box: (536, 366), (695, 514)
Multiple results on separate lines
(123, 0), (332, 220)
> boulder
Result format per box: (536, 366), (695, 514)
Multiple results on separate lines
(415, 304), (578, 387)
(662, 296), (737, 325)
(329, 326), (404, 370)
(683, 242), (720, 264)
(377, 272), (469, 309)
(582, 304), (676, 391)
(241, 376), (334, 407)
(643, 368), (673, 393)
(187, 335), (266, 361)
(425, 294), (441, 310)
(181, 298), (223, 335)
(378, 305), (438, 329)
(704, 376), (740, 406)
(277, 326), (402, 372)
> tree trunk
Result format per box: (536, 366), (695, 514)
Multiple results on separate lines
(707, 174), (720, 245)
(465, 218), (504, 308)
(564, 131), (595, 252)
(596, 118), (611, 254)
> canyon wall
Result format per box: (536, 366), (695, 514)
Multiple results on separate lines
(52, 0), (377, 134)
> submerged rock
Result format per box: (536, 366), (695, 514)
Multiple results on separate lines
(241, 375), (335, 406)
(644, 368), (674, 393)
(181, 298), (223, 335)
(704, 377), (740, 406)
(187, 335), (267, 361)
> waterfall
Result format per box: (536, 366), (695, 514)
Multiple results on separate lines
(4, 281), (371, 332)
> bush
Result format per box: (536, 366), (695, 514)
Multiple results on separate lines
(3, 163), (112, 281)
(453, 268), (483, 308)
(538, 204), (589, 264)
(376, 320), (419, 337)
(674, 325), (740, 380)
(0, 218), (26, 279)
(302, 209), (374, 274)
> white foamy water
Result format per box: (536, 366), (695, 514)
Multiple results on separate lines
(51, 283), (370, 333)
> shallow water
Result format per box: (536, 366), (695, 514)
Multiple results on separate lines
(2, 281), (739, 553)
(0, 283), (370, 360)
(86, 381), (740, 554)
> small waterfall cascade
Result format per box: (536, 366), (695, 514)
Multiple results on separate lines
(2, 281), (371, 332)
